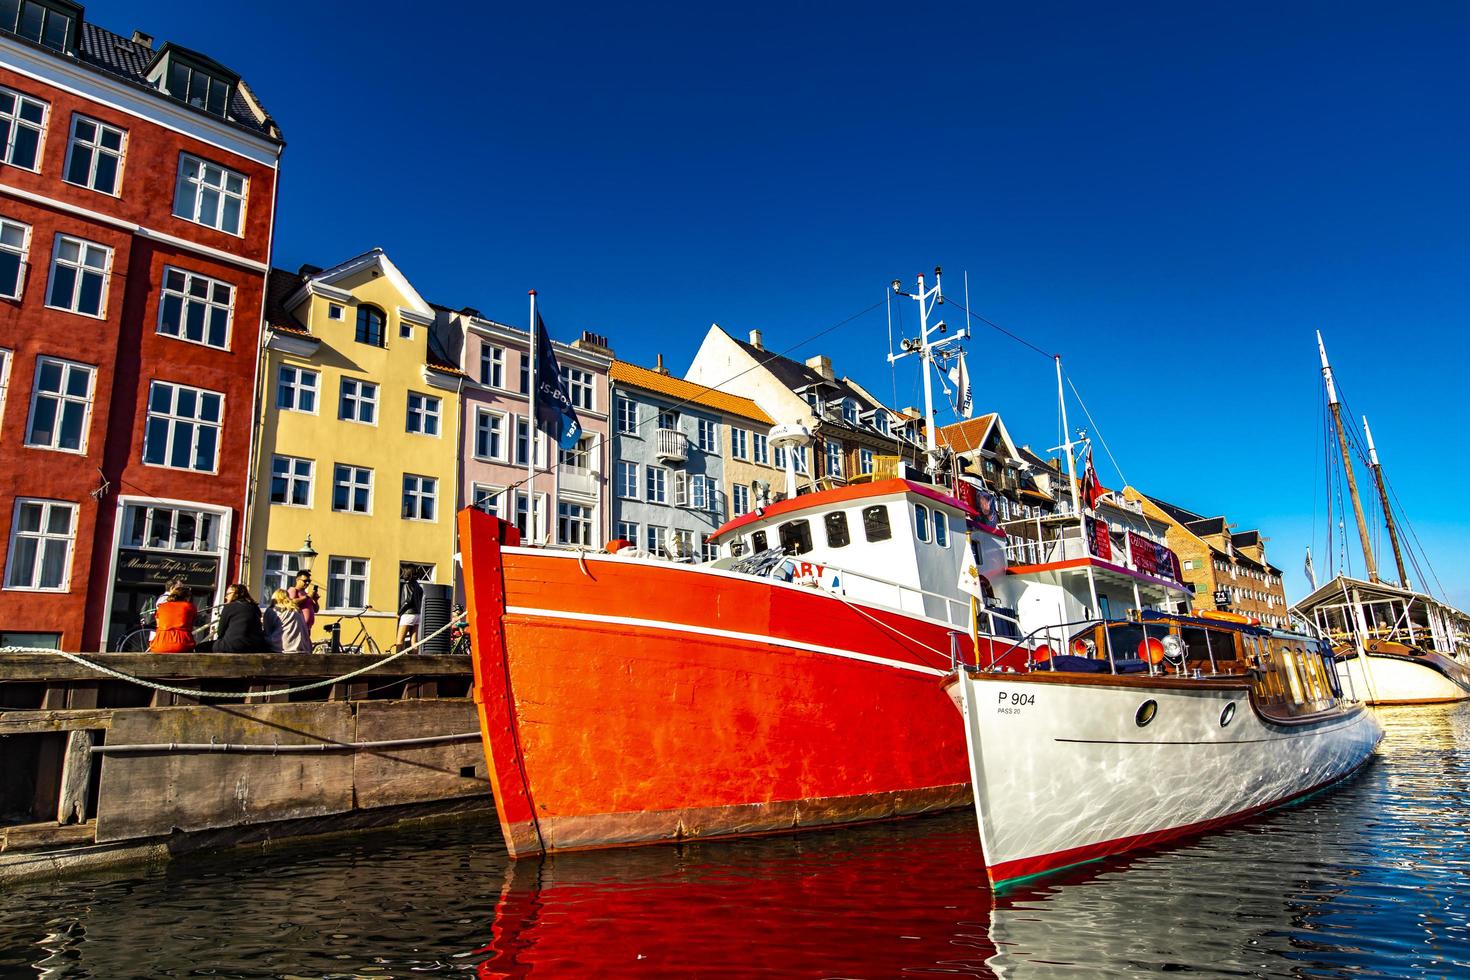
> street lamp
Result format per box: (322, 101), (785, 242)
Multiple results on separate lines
(296, 535), (318, 574)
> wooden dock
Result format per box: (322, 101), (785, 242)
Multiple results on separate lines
(0, 651), (490, 884)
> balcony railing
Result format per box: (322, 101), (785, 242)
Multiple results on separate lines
(560, 465), (598, 498)
(1002, 517), (1183, 584)
(655, 428), (688, 464)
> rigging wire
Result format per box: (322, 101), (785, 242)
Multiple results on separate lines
(939, 295), (1055, 361)
(1063, 372), (1128, 490)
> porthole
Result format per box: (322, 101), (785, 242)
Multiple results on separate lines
(1220, 702), (1236, 727)
(1135, 699), (1158, 727)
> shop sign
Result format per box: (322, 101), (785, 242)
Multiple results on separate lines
(115, 549), (221, 591)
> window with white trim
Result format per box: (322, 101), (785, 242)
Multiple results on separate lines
(0, 217), (31, 299)
(514, 415), (544, 466)
(326, 556), (369, 611)
(0, 86), (46, 170)
(160, 56), (233, 116)
(121, 503), (219, 552)
(475, 408), (506, 461)
(327, 303), (343, 321)
(480, 345), (504, 388)
(261, 551), (302, 598)
(2, 2), (74, 51)
(158, 266), (233, 349)
(143, 381), (222, 472)
(860, 448), (874, 475)
(616, 461), (639, 499)
(401, 474), (437, 521)
(512, 490), (547, 541)
(825, 441), (842, 478)
(752, 431), (769, 465)
(914, 503), (931, 543)
(558, 502), (592, 546)
(872, 413), (889, 436)
(559, 435), (593, 472)
(173, 154), (247, 235)
(0, 348), (9, 425)
(732, 484), (750, 516)
(615, 520), (639, 544)
(46, 235), (110, 317)
(338, 378), (377, 424)
(269, 455), (313, 507)
(842, 399), (858, 424)
(730, 427), (747, 460)
(933, 511), (949, 547)
(690, 473), (709, 510)
(701, 541), (720, 563)
(405, 392), (440, 436)
(4, 498), (75, 591)
(695, 418), (719, 453)
(332, 464), (373, 514)
(564, 367), (594, 410)
(615, 397), (637, 434)
(646, 524), (667, 557)
(471, 483), (503, 516)
(276, 365), (318, 413)
(646, 465), (668, 504)
(672, 529), (696, 560)
(24, 357), (93, 452)
(64, 115), (125, 195)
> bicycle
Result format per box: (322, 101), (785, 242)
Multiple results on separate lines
(311, 606), (384, 656)
(449, 613), (471, 656)
(114, 603), (225, 652)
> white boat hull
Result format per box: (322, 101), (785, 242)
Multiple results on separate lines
(1338, 651), (1470, 705)
(952, 672), (1383, 886)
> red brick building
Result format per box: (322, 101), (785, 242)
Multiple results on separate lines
(0, 7), (282, 650)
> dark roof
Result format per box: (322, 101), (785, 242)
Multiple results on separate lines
(264, 268), (308, 335)
(65, 21), (280, 138)
(1143, 494), (1209, 527)
(729, 333), (896, 440)
(1185, 516), (1227, 537)
(1232, 529), (1261, 548)
(425, 330), (466, 377)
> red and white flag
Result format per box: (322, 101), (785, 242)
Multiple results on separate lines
(1080, 447), (1108, 511)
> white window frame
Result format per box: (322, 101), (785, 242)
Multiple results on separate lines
(616, 460), (640, 500)
(730, 427), (747, 460)
(331, 463), (374, 515)
(0, 86), (47, 171)
(261, 550), (303, 599)
(269, 454), (313, 508)
(0, 216), (32, 300)
(405, 391), (441, 437)
(646, 465), (668, 504)
(512, 414), (546, 467)
(480, 345), (505, 388)
(276, 365), (319, 414)
(934, 511), (949, 547)
(325, 555), (370, 612)
(825, 441), (842, 477)
(157, 265), (234, 350)
(615, 520), (640, 544)
(401, 473), (438, 522)
(45, 234), (111, 318)
(615, 396), (638, 434)
(24, 356), (94, 454)
(752, 432), (769, 465)
(120, 503), (221, 554)
(690, 473), (709, 510)
(338, 378), (378, 426)
(474, 407), (508, 462)
(842, 399), (858, 424)
(471, 483), (504, 516)
(732, 484), (750, 516)
(557, 501), (593, 546)
(4, 498), (76, 592)
(860, 448), (874, 475)
(695, 418), (719, 453)
(173, 153), (248, 236)
(63, 113), (126, 196)
(564, 367), (594, 410)
(915, 503), (931, 543)
(142, 381), (223, 474)
(646, 524), (668, 557)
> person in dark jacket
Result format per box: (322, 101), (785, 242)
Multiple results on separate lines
(393, 566), (425, 653)
(213, 583), (268, 653)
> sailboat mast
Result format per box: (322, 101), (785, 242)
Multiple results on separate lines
(1362, 415), (1410, 589)
(1317, 331), (1379, 583)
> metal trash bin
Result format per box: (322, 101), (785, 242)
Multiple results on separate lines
(419, 583), (453, 655)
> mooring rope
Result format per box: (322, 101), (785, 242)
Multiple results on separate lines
(0, 618), (460, 700)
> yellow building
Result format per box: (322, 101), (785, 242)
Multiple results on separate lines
(246, 249), (463, 651)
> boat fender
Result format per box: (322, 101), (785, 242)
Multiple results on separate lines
(1033, 643), (1052, 663)
(1138, 637), (1167, 665)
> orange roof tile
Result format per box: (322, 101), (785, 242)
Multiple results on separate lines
(610, 361), (773, 424)
(937, 414), (997, 453)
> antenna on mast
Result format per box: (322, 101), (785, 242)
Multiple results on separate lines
(888, 266), (955, 478)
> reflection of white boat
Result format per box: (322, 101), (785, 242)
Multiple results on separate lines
(947, 612), (1383, 887)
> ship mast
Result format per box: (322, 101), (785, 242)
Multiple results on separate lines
(890, 267), (955, 478)
(1362, 415), (1410, 589)
(1317, 331), (1378, 583)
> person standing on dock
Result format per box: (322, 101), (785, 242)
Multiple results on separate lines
(288, 571), (320, 635)
(214, 584), (268, 653)
(148, 585), (198, 653)
(393, 566), (424, 654)
(264, 590), (312, 655)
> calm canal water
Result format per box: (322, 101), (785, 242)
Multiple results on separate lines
(2, 704), (1468, 978)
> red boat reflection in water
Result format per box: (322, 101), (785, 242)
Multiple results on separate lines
(473, 814), (999, 977)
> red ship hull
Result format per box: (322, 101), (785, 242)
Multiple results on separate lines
(458, 508), (1021, 857)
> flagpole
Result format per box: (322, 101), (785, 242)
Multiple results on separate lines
(527, 290), (537, 542)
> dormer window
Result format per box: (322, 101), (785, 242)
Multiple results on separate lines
(804, 390), (820, 412)
(147, 47), (239, 119)
(1, 0), (79, 53)
(841, 399), (858, 424)
(872, 412), (889, 436)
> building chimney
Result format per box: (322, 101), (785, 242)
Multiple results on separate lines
(131, 30), (154, 49)
(572, 330), (612, 356)
(654, 353), (669, 376)
(805, 354), (834, 380)
(749, 328), (763, 350)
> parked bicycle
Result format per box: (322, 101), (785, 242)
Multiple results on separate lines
(449, 606), (471, 656)
(311, 607), (384, 657)
(114, 603), (225, 652)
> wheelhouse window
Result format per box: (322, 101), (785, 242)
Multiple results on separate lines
(862, 504), (891, 542)
(0, 216), (29, 299)
(1, 1), (77, 51)
(752, 530), (768, 552)
(355, 305), (386, 347)
(914, 504), (931, 542)
(4, 498), (75, 591)
(46, 235), (110, 317)
(158, 267), (233, 349)
(64, 115), (125, 195)
(933, 510), (949, 547)
(0, 86), (46, 170)
(276, 365), (318, 412)
(778, 519), (812, 555)
(332, 464), (373, 514)
(824, 511), (850, 548)
(24, 356), (93, 452)
(143, 381), (222, 472)
(174, 154), (247, 235)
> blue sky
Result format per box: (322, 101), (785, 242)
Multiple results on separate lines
(93, 1), (1470, 604)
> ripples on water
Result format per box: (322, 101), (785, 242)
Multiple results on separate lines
(2, 705), (1468, 978)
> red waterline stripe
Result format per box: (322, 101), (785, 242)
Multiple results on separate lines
(987, 755), (1375, 886)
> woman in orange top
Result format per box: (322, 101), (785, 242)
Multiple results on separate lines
(149, 585), (197, 653)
